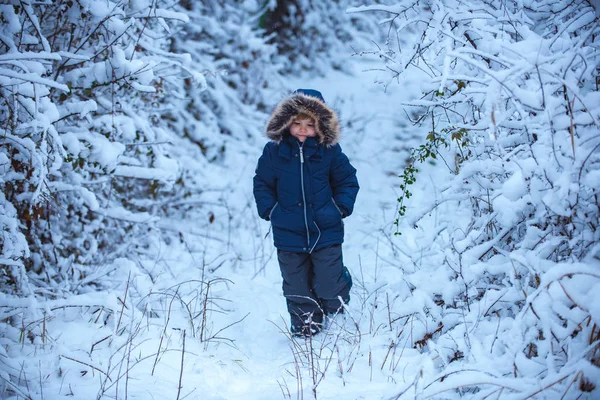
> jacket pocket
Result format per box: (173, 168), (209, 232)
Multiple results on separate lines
(268, 202), (279, 220)
(314, 200), (342, 229)
(270, 204), (305, 233)
(331, 198), (344, 217)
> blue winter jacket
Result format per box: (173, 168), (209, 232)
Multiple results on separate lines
(253, 91), (359, 253)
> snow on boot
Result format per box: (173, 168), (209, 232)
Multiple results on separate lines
(323, 310), (347, 332)
(290, 312), (323, 338)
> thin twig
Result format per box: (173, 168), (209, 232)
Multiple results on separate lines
(61, 356), (111, 381)
(116, 272), (131, 334)
(176, 330), (186, 400)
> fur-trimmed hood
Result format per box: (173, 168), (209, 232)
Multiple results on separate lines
(266, 90), (340, 146)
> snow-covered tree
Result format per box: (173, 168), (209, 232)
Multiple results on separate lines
(352, 0), (600, 397)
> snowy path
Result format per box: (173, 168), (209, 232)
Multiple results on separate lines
(189, 63), (432, 400)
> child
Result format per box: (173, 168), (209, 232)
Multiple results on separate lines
(253, 89), (359, 337)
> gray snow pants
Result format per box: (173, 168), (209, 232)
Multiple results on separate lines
(277, 244), (352, 328)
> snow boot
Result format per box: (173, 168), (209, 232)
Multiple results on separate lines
(290, 312), (323, 338)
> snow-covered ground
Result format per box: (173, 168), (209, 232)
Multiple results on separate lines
(213, 63), (432, 399)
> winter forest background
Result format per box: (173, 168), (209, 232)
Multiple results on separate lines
(1, 0), (600, 399)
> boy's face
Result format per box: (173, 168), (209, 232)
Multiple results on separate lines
(289, 116), (316, 143)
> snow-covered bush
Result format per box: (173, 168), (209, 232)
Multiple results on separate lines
(0, 0), (285, 289)
(352, 0), (600, 397)
(169, 0), (282, 155)
(148, 0), (284, 261)
(261, 0), (379, 74)
(0, 0), (196, 295)
(0, 1), (282, 397)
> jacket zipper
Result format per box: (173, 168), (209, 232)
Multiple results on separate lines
(298, 143), (311, 251)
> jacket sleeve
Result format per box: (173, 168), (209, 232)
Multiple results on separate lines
(330, 144), (359, 217)
(253, 143), (278, 220)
